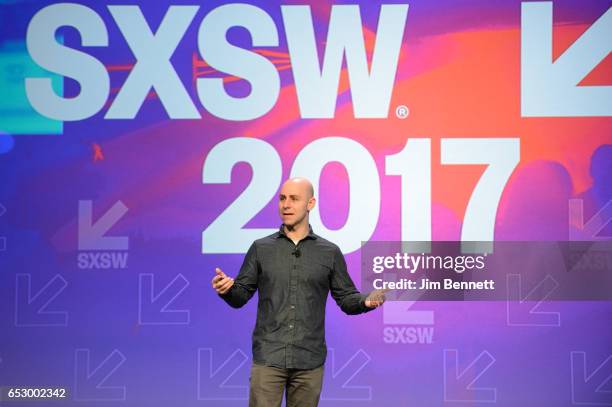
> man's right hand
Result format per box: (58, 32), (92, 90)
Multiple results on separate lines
(212, 267), (234, 295)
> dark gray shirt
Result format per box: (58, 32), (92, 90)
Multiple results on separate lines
(220, 225), (372, 369)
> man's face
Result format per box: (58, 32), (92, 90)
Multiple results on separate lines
(278, 180), (315, 228)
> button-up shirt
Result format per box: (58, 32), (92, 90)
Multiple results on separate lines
(220, 225), (372, 369)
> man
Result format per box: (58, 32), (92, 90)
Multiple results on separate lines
(212, 177), (385, 407)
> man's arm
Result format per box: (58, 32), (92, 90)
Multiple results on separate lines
(217, 243), (259, 308)
(329, 247), (375, 315)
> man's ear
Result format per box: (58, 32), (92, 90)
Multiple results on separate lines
(307, 197), (316, 212)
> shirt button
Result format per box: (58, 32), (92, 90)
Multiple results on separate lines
(290, 305), (295, 309)
(289, 324), (294, 329)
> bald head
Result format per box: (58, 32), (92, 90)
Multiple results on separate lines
(282, 177), (314, 199)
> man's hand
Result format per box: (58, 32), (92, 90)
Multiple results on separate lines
(212, 267), (234, 295)
(365, 289), (389, 308)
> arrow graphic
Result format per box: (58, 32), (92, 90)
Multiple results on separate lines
(443, 349), (497, 403)
(571, 352), (612, 405)
(138, 273), (190, 325)
(506, 274), (560, 326)
(570, 199), (612, 240)
(197, 348), (249, 400)
(74, 349), (127, 401)
(321, 348), (371, 401)
(78, 200), (129, 251)
(14, 273), (68, 327)
(521, 2), (612, 117)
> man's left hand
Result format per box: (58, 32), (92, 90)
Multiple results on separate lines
(365, 289), (389, 308)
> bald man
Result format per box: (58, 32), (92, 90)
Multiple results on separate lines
(212, 178), (384, 407)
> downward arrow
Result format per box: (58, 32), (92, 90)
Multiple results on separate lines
(197, 348), (249, 400)
(506, 274), (560, 327)
(14, 274), (68, 327)
(78, 200), (129, 251)
(443, 349), (497, 403)
(570, 199), (612, 240)
(138, 273), (190, 325)
(521, 2), (612, 117)
(74, 349), (127, 401)
(321, 349), (371, 401)
(571, 352), (612, 405)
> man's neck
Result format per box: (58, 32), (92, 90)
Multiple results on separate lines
(283, 222), (309, 244)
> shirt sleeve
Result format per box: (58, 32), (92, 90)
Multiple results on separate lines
(329, 246), (374, 315)
(219, 242), (259, 308)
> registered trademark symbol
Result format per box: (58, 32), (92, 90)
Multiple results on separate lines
(395, 105), (409, 119)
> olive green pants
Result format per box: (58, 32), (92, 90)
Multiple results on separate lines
(249, 363), (324, 407)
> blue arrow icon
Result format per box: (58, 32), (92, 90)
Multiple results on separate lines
(443, 349), (497, 403)
(571, 352), (612, 405)
(138, 273), (190, 325)
(14, 273), (68, 327)
(506, 274), (560, 326)
(321, 348), (371, 401)
(74, 348), (127, 401)
(78, 200), (128, 251)
(197, 348), (249, 400)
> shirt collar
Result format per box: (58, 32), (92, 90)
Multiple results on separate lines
(276, 224), (317, 240)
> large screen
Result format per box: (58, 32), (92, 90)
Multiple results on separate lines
(1, 1), (611, 405)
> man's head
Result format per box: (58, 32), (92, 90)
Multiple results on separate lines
(278, 177), (316, 229)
